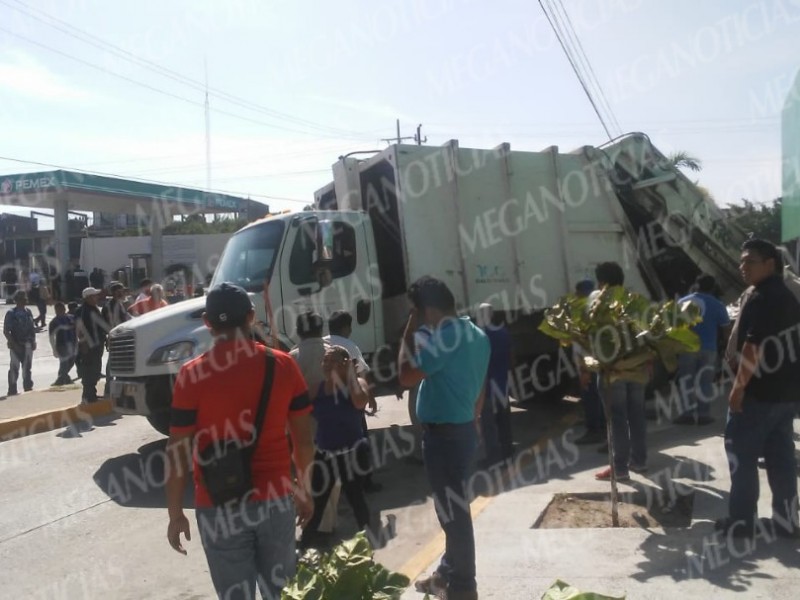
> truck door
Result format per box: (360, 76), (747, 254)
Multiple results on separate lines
(278, 214), (379, 354)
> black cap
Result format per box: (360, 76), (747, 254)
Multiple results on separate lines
(205, 282), (253, 328)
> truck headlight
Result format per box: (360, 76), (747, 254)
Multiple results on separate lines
(148, 341), (197, 365)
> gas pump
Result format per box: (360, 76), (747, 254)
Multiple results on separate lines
(128, 253), (152, 289)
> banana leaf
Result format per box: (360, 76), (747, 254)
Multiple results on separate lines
(541, 579), (625, 600)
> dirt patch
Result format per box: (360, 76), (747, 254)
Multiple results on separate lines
(534, 491), (694, 529)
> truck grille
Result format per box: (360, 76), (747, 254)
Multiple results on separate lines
(109, 330), (136, 373)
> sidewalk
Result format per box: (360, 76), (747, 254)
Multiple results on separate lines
(401, 399), (800, 600)
(0, 383), (111, 440)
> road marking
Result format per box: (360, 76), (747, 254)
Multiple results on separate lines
(398, 411), (580, 582)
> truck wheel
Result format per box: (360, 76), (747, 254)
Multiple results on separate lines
(146, 411), (172, 436)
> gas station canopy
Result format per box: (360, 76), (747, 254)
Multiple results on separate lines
(0, 169), (252, 216)
(0, 169), (266, 282)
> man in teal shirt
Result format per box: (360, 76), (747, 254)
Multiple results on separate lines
(399, 276), (489, 600)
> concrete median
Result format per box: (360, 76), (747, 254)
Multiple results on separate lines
(0, 386), (113, 441)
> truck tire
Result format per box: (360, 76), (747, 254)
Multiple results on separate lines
(146, 411), (172, 436)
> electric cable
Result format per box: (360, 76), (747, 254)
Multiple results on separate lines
(1, 0), (371, 139)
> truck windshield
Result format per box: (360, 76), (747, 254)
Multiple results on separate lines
(211, 220), (285, 292)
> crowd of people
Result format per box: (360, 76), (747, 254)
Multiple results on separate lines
(3, 277), (170, 400)
(160, 236), (800, 600)
(9, 236), (795, 599)
(163, 275), (513, 600)
(570, 240), (800, 545)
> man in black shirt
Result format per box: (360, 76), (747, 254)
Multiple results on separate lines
(717, 239), (800, 538)
(75, 287), (108, 403)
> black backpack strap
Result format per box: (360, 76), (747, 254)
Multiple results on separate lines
(248, 348), (276, 450)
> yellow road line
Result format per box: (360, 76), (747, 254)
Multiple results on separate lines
(399, 411), (580, 581)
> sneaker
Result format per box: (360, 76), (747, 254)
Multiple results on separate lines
(575, 431), (604, 445)
(415, 571), (447, 597)
(672, 414), (696, 425)
(595, 466), (630, 482)
(629, 463), (649, 474)
(696, 416), (715, 426)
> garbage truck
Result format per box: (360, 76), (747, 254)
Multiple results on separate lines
(107, 132), (747, 434)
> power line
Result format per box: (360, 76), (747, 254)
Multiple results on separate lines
(0, 155), (312, 203)
(538, 0), (614, 140)
(0, 25), (373, 142)
(1, 0), (370, 140)
(551, 0), (622, 136)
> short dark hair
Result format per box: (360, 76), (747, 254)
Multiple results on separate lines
(54, 301), (66, 311)
(328, 310), (352, 336)
(742, 238), (783, 273)
(595, 262), (625, 287)
(408, 276), (456, 312)
(296, 311), (324, 338)
(694, 274), (716, 294)
(139, 278), (153, 287)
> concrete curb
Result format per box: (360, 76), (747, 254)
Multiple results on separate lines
(0, 399), (113, 441)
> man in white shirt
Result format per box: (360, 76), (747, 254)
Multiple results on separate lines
(324, 310), (369, 376)
(289, 311), (330, 398)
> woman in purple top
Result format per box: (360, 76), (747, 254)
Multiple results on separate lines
(299, 345), (373, 549)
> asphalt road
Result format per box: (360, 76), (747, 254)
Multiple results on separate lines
(0, 387), (571, 599)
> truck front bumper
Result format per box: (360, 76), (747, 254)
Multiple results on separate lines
(110, 380), (150, 416)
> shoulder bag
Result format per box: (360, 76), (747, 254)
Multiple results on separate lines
(198, 349), (276, 505)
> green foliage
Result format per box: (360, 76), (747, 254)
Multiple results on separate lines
(541, 579), (625, 600)
(282, 533), (410, 600)
(666, 150), (702, 173)
(725, 197), (781, 245)
(163, 216), (248, 235)
(539, 286), (701, 383)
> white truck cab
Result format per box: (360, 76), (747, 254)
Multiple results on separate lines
(108, 210), (383, 434)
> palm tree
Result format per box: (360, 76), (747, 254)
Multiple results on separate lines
(667, 151), (703, 173)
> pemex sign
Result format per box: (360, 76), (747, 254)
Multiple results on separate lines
(0, 173), (59, 196)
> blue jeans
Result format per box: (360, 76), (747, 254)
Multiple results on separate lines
(600, 380), (646, 474)
(480, 381), (512, 465)
(423, 422), (478, 593)
(8, 343), (33, 394)
(581, 373), (605, 433)
(676, 350), (717, 418)
(196, 498), (296, 600)
(725, 400), (798, 531)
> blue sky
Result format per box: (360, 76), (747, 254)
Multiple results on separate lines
(0, 0), (798, 221)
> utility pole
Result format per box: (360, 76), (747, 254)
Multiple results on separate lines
(414, 124), (427, 145)
(204, 58), (212, 193)
(381, 118), (417, 145)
